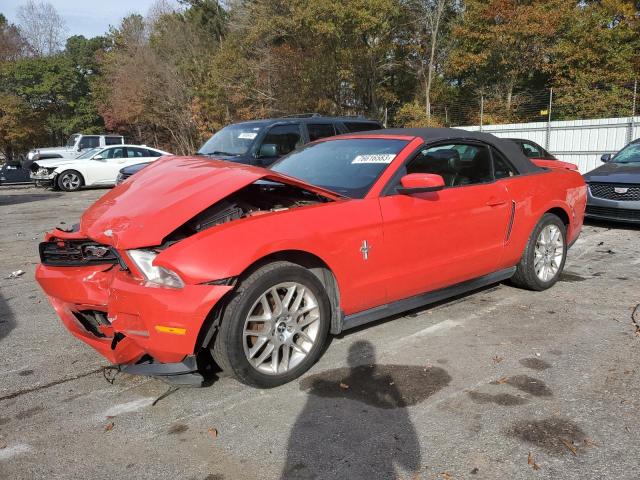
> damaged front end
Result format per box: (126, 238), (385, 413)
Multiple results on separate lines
(35, 157), (338, 385)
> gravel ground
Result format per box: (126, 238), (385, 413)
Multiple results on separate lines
(0, 185), (639, 480)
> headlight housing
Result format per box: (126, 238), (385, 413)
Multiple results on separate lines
(128, 249), (184, 288)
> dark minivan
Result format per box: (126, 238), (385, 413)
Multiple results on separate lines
(116, 115), (382, 184)
(196, 115), (383, 166)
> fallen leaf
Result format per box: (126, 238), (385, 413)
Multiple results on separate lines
(527, 452), (540, 470)
(339, 382), (349, 389)
(104, 422), (114, 432)
(495, 377), (508, 384)
(492, 355), (503, 364)
(0, 441), (7, 449)
(440, 472), (453, 480)
(625, 426), (631, 433)
(208, 427), (218, 439)
(583, 438), (600, 448)
(560, 438), (577, 455)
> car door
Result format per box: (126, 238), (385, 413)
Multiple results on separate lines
(378, 142), (512, 303)
(254, 123), (303, 167)
(90, 146), (127, 184)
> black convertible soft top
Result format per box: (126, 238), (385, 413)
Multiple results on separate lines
(368, 127), (543, 174)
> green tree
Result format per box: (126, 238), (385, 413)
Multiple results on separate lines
(548, 0), (640, 119)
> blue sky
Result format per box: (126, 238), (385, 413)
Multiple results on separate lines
(2, 0), (172, 38)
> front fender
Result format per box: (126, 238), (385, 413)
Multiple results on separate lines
(153, 198), (386, 315)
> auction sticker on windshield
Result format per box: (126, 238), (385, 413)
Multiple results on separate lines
(351, 154), (396, 164)
(238, 132), (258, 139)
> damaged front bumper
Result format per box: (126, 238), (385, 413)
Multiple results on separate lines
(35, 239), (233, 385)
(30, 171), (56, 187)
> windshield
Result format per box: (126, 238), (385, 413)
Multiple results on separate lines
(612, 142), (640, 163)
(198, 123), (264, 156)
(66, 134), (80, 148)
(75, 147), (100, 159)
(271, 138), (409, 198)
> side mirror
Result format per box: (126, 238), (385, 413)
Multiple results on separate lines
(93, 154), (104, 161)
(397, 173), (445, 194)
(258, 143), (278, 158)
(600, 153), (612, 163)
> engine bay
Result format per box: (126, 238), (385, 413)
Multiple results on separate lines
(164, 180), (332, 243)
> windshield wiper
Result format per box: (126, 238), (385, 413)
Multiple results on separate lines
(199, 150), (241, 157)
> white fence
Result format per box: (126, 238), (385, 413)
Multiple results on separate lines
(461, 116), (640, 173)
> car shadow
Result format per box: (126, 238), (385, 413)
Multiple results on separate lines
(282, 341), (445, 479)
(0, 292), (16, 342)
(0, 192), (62, 206)
(584, 218), (640, 231)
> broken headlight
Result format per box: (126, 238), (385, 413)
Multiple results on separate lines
(127, 249), (184, 289)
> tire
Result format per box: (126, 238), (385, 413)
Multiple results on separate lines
(57, 170), (84, 191)
(211, 261), (331, 388)
(511, 213), (567, 291)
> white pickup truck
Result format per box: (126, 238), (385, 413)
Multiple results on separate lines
(27, 133), (125, 160)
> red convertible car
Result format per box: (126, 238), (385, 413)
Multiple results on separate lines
(36, 129), (587, 387)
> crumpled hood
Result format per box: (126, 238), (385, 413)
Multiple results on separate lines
(583, 162), (640, 184)
(80, 156), (339, 249)
(32, 158), (81, 169)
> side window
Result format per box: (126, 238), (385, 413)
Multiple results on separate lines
(261, 124), (303, 157)
(79, 136), (100, 150)
(343, 121), (381, 133)
(126, 148), (146, 158)
(105, 136), (123, 146)
(307, 123), (336, 142)
(520, 141), (542, 158)
(404, 143), (493, 187)
(492, 148), (517, 179)
(146, 149), (162, 157)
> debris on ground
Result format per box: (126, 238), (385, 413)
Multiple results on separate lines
(7, 270), (25, 279)
(0, 440), (7, 449)
(440, 472), (453, 480)
(560, 438), (577, 455)
(528, 452), (541, 470)
(208, 427), (218, 440)
(583, 438), (600, 448)
(104, 422), (115, 432)
(470, 467), (479, 474)
(339, 382), (349, 389)
(492, 355), (504, 364)
(631, 304), (640, 336)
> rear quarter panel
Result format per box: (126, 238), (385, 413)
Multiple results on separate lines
(500, 169), (586, 269)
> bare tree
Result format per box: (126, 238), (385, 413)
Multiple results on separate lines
(417, 0), (453, 124)
(17, 0), (68, 56)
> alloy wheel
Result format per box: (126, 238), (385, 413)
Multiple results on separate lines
(243, 282), (321, 375)
(534, 224), (564, 282)
(61, 172), (81, 190)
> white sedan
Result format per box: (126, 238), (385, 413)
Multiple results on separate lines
(30, 145), (172, 191)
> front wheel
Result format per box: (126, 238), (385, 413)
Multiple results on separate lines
(511, 213), (567, 291)
(57, 170), (84, 191)
(211, 261), (331, 388)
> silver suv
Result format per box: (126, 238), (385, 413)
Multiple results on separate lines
(27, 133), (125, 160)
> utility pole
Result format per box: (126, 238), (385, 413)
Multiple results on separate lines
(628, 79), (637, 144)
(545, 88), (553, 151)
(479, 94), (484, 132)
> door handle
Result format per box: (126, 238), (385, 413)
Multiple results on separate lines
(486, 198), (507, 207)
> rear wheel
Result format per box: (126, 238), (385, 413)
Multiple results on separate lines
(511, 213), (567, 291)
(57, 170), (84, 191)
(211, 262), (331, 388)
